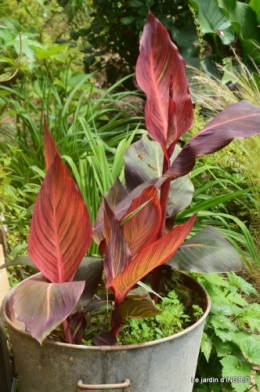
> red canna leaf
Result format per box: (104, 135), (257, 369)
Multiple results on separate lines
(28, 155), (92, 283)
(121, 186), (161, 256)
(103, 199), (131, 285)
(13, 276), (85, 344)
(93, 177), (167, 239)
(44, 116), (60, 170)
(110, 214), (197, 304)
(136, 12), (193, 153)
(93, 178), (128, 246)
(166, 101), (260, 178)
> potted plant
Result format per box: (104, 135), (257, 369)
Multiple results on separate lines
(2, 12), (260, 392)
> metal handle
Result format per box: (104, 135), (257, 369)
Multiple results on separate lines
(77, 378), (130, 390)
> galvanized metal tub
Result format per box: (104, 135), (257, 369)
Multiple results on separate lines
(2, 273), (210, 392)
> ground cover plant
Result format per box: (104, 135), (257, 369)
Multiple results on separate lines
(193, 272), (260, 392)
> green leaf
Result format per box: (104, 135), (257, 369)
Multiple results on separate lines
(210, 315), (238, 332)
(0, 255), (37, 270)
(210, 302), (237, 317)
(237, 304), (260, 333)
(220, 355), (251, 392)
(227, 273), (258, 296)
(255, 372), (260, 390)
(240, 336), (260, 364)
(214, 337), (233, 357)
(218, 0), (259, 39)
(200, 273), (229, 288)
(253, 72), (260, 91)
(249, 0), (260, 23)
(125, 135), (194, 217)
(128, 0), (144, 7)
(33, 45), (66, 60)
(192, 0), (231, 32)
(226, 291), (248, 306)
(219, 26), (236, 45)
(215, 329), (233, 342)
(201, 332), (213, 362)
(218, 0), (260, 61)
(232, 331), (252, 345)
(191, 0), (235, 44)
(169, 20), (198, 57)
(121, 17), (136, 25)
(168, 226), (241, 273)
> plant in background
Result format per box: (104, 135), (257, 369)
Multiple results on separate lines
(189, 0), (260, 68)
(0, 0), (91, 84)
(194, 273), (260, 392)
(3, 12), (260, 348)
(75, 0), (197, 88)
(0, 71), (144, 256)
(189, 53), (260, 271)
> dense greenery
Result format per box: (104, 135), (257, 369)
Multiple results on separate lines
(195, 273), (260, 392)
(70, 0), (260, 85)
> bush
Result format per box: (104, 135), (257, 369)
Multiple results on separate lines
(80, 0), (196, 88)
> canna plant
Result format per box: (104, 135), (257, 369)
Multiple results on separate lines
(4, 12), (260, 346)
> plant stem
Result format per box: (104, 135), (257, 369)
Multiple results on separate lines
(151, 153), (171, 299)
(213, 34), (222, 58)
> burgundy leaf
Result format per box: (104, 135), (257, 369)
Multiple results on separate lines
(136, 12), (193, 152)
(70, 313), (87, 344)
(44, 116), (60, 170)
(93, 178), (128, 246)
(103, 199), (131, 285)
(93, 177), (166, 238)
(13, 277), (85, 344)
(166, 101), (260, 178)
(72, 257), (103, 314)
(110, 214), (197, 304)
(121, 186), (161, 256)
(28, 155), (92, 283)
(92, 331), (118, 346)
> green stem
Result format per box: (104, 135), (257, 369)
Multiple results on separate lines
(213, 34), (222, 58)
